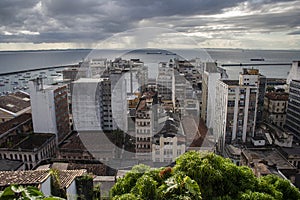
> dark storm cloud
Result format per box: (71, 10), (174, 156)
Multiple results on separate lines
(0, 0), (299, 45)
(0, 0), (39, 25)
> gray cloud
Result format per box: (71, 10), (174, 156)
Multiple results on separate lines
(0, 0), (299, 48)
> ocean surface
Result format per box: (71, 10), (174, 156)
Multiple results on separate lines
(0, 48), (299, 94)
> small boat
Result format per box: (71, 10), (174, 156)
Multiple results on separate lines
(250, 58), (265, 61)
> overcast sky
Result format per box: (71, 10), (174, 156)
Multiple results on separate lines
(0, 0), (299, 50)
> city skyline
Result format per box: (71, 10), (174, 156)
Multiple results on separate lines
(0, 0), (299, 50)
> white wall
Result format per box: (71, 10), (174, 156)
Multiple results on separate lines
(66, 180), (77, 200)
(111, 74), (128, 132)
(29, 81), (57, 135)
(206, 72), (221, 129)
(40, 176), (51, 197)
(72, 79), (102, 131)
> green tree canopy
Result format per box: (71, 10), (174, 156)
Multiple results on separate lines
(110, 151), (300, 200)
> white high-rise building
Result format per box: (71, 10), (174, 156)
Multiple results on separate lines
(29, 78), (71, 144)
(72, 78), (116, 131)
(214, 77), (259, 154)
(287, 61), (300, 85)
(157, 62), (175, 102)
(110, 73), (128, 132)
(201, 62), (222, 129)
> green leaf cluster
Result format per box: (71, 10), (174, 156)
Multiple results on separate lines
(0, 185), (64, 200)
(110, 151), (300, 200)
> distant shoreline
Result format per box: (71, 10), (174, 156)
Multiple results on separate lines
(1, 48), (300, 53)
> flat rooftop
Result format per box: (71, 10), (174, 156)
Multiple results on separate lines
(73, 78), (109, 83)
(242, 148), (295, 170)
(265, 92), (289, 101)
(222, 80), (239, 86)
(0, 133), (55, 151)
(0, 159), (23, 171)
(0, 113), (32, 136)
(0, 92), (30, 113)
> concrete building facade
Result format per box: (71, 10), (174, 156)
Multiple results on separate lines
(135, 96), (154, 160)
(286, 80), (300, 138)
(29, 78), (70, 143)
(264, 92), (289, 127)
(215, 79), (258, 153)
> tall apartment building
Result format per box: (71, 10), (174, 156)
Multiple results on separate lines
(286, 61), (300, 85)
(264, 92), (289, 127)
(201, 62), (222, 129)
(29, 78), (71, 144)
(110, 72), (128, 132)
(157, 62), (175, 102)
(72, 78), (116, 131)
(135, 96), (154, 160)
(285, 80), (300, 138)
(239, 68), (266, 123)
(215, 79), (258, 153)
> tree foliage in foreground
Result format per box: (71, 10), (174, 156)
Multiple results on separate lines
(110, 151), (300, 200)
(0, 185), (64, 200)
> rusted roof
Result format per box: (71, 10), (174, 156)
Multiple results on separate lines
(0, 113), (31, 135)
(265, 92), (289, 101)
(0, 92), (30, 114)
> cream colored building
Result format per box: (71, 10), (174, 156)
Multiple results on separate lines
(263, 92), (288, 127)
(152, 133), (185, 163)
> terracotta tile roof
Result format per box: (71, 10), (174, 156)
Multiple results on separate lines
(59, 169), (86, 188)
(0, 113), (32, 135)
(0, 92), (30, 113)
(0, 169), (86, 188)
(0, 170), (49, 186)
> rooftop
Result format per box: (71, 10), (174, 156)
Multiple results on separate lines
(0, 92), (30, 114)
(0, 113), (32, 136)
(0, 159), (23, 171)
(13, 133), (55, 150)
(59, 132), (88, 150)
(0, 133), (55, 151)
(0, 170), (50, 187)
(241, 68), (259, 75)
(0, 169), (86, 188)
(242, 148), (295, 170)
(59, 169), (86, 188)
(222, 80), (239, 86)
(265, 92), (289, 101)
